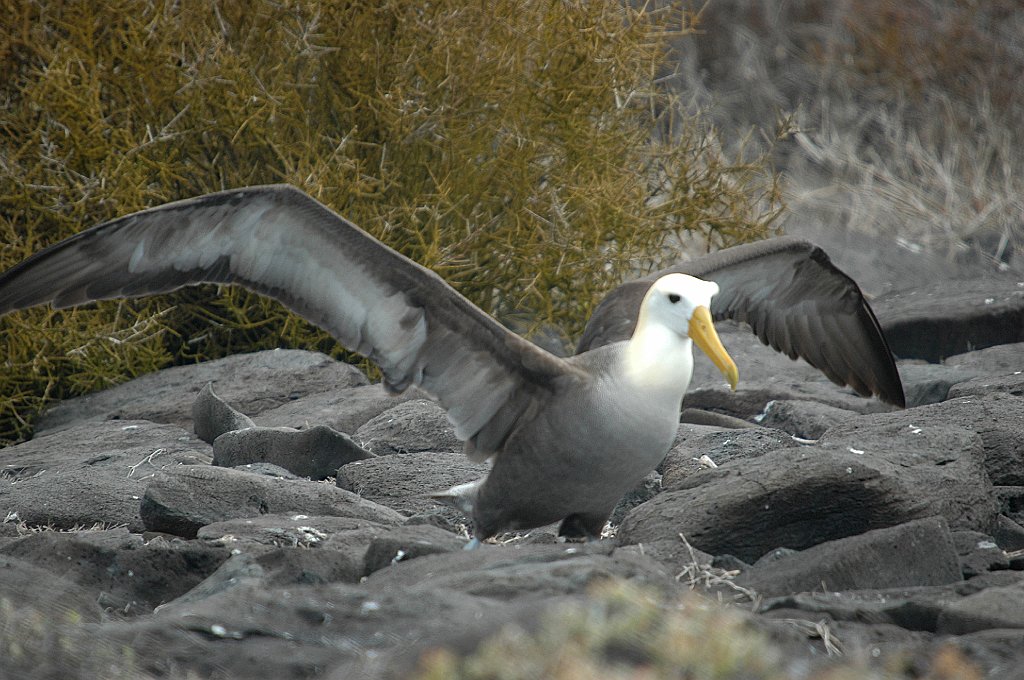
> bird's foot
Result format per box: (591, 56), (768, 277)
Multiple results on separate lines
(463, 537), (482, 551)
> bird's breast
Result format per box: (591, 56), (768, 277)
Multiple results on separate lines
(553, 373), (682, 478)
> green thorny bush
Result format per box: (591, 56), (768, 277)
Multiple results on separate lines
(0, 0), (782, 444)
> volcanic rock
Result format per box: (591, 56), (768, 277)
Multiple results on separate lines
(140, 464), (404, 537)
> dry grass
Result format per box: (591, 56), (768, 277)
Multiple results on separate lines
(2, 510), (129, 534)
(673, 533), (759, 604)
(787, 91), (1023, 265)
(672, 0), (1024, 268)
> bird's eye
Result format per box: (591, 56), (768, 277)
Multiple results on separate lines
(668, 293), (680, 304)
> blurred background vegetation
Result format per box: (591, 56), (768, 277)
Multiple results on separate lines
(0, 0), (782, 445)
(415, 581), (982, 680)
(673, 0), (1024, 274)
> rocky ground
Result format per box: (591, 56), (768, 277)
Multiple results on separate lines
(2, 249), (1024, 679)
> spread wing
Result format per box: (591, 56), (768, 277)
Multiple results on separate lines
(576, 237), (905, 407)
(0, 185), (575, 456)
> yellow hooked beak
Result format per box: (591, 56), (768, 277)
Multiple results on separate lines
(688, 306), (739, 390)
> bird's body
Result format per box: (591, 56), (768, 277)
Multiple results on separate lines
(0, 185), (902, 545)
(465, 337), (692, 538)
(436, 273), (727, 540)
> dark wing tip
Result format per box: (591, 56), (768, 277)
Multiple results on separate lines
(853, 299), (906, 408)
(806, 244), (906, 408)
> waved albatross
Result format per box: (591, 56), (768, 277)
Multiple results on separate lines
(0, 185), (902, 546)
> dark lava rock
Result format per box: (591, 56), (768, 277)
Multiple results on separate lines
(608, 470), (662, 525)
(191, 383), (256, 444)
(363, 542), (679, 600)
(751, 399), (856, 439)
(758, 572), (1024, 634)
(140, 465), (404, 538)
(896, 362), (981, 407)
(948, 370), (1024, 400)
(362, 524), (467, 575)
(0, 556), (155, 680)
(230, 545), (363, 585)
(158, 546), (366, 602)
(254, 383), (422, 434)
(875, 279), (1024, 362)
(195, 513), (401, 573)
(212, 424), (373, 480)
(823, 392), (1024, 486)
(230, 462), (302, 479)
(353, 399), (461, 455)
(613, 536), (716, 575)
(337, 451), (489, 518)
(660, 423), (796, 488)
(0, 528), (228, 615)
(159, 519), (402, 609)
(732, 516), (962, 598)
(196, 513), (390, 550)
(952, 529), (1010, 578)
(94, 582), (502, 680)
(35, 349), (367, 434)
(945, 341), (1024, 374)
(993, 515), (1024, 552)
(936, 575), (1024, 634)
(683, 382), (894, 421)
(998, 487), (1024, 533)
(942, 629), (1024, 679)
(679, 407), (759, 428)
(688, 322), (824, 389)
(619, 417), (997, 564)
(2, 274), (1023, 680)
(1, 420), (210, 532)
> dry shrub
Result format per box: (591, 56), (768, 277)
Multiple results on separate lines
(414, 580), (984, 680)
(838, 0), (1021, 113)
(0, 0), (780, 443)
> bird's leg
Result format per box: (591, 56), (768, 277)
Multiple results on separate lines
(463, 536), (482, 551)
(558, 513), (608, 543)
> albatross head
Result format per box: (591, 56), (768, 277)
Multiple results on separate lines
(634, 273), (739, 390)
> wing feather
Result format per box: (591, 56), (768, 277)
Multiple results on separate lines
(0, 185), (573, 452)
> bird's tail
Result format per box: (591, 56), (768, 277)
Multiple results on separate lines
(425, 479), (483, 515)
